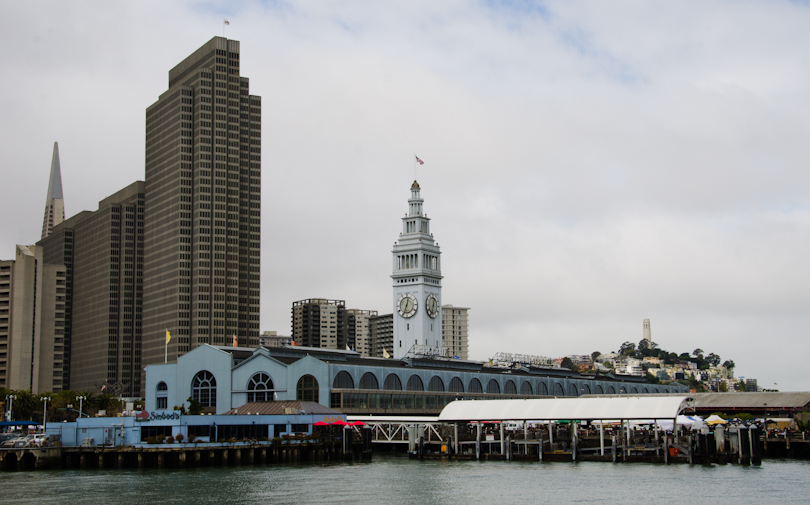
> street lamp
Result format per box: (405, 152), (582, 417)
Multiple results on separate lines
(42, 397), (50, 431)
(5, 395), (16, 422)
(76, 396), (87, 420)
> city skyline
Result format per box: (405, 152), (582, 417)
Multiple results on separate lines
(1, 2), (809, 390)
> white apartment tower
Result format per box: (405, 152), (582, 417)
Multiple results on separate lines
(391, 181), (443, 359)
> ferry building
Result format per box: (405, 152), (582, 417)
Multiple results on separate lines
(144, 181), (688, 416)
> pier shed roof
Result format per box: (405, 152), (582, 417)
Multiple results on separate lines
(438, 396), (692, 422)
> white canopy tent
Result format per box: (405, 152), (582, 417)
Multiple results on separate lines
(438, 396), (693, 422)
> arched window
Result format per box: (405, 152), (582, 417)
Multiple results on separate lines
(333, 371), (354, 389)
(619, 386), (627, 394)
(552, 382), (564, 396)
(449, 377), (464, 393)
(468, 378), (483, 393)
(581, 384), (591, 395)
(504, 380), (517, 395)
(630, 387), (638, 394)
(568, 383), (579, 397)
(486, 379), (500, 394)
(607, 385), (616, 394)
(156, 381), (168, 410)
(537, 382), (548, 396)
(428, 376), (445, 392)
(247, 372), (274, 402)
(642, 387), (649, 394)
(520, 381), (533, 395)
(359, 372), (379, 390)
(406, 375), (424, 391)
(192, 370), (217, 408)
(653, 388), (659, 394)
(297, 375), (319, 402)
(384, 373), (402, 390)
(594, 385), (604, 394)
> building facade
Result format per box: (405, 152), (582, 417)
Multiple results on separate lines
(0, 245), (66, 392)
(258, 331), (292, 348)
(392, 181), (443, 359)
(442, 305), (469, 360)
(369, 313), (393, 358)
(291, 299), (347, 349)
(346, 309), (377, 357)
(143, 36), (262, 370)
(143, 344), (690, 416)
(39, 182), (146, 396)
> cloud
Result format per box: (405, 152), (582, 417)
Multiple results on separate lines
(2, 1), (809, 390)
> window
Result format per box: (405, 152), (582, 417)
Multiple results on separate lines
(157, 382), (168, 391)
(448, 377), (464, 393)
(383, 373), (402, 390)
(504, 380), (517, 395)
(333, 371), (354, 389)
(520, 381), (533, 395)
(157, 397), (168, 409)
(247, 372), (274, 402)
(359, 372), (379, 390)
(468, 378), (483, 393)
(486, 379), (500, 394)
(428, 376), (445, 392)
(156, 381), (168, 410)
(192, 370), (217, 408)
(406, 375), (424, 391)
(297, 375), (319, 402)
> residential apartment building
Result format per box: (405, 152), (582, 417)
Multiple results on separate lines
(258, 331), (291, 348)
(39, 182), (146, 396)
(0, 245), (66, 392)
(291, 299), (347, 349)
(369, 313), (393, 358)
(442, 305), (469, 360)
(142, 36), (262, 368)
(346, 309), (377, 357)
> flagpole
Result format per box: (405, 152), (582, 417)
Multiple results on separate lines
(165, 328), (168, 364)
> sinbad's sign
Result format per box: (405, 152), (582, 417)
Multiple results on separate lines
(135, 410), (181, 422)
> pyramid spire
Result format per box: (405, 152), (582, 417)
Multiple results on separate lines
(41, 142), (65, 239)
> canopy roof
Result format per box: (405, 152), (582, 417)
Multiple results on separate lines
(0, 421), (41, 427)
(438, 396), (692, 422)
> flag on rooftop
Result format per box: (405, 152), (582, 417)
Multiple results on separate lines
(224, 19), (230, 25)
(383, 348), (391, 359)
(165, 330), (171, 345)
(415, 155), (424, 165)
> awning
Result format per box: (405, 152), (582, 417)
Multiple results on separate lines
(438, 396), (692, 422)
(0, 421), (41, 427)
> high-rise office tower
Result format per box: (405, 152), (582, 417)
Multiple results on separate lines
(41, 142), (65, 239)
(40, 182), (145, 396)
(143, 37), (261, 367)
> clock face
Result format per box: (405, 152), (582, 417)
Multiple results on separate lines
(397, 293), (418, 318)
(426, 293), (439, 318)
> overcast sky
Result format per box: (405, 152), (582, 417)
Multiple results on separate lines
(2, 1), (809, 391)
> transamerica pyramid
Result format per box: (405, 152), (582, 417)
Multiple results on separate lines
(41, 141), (65, 239)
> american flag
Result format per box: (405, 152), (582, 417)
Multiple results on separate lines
(224, 19), (230, 25)
(415, 156), (424, 165)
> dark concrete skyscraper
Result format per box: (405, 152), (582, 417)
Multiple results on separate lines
(143, 37), (261, 369)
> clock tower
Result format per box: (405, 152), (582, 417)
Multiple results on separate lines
(391, 181), (443, 359)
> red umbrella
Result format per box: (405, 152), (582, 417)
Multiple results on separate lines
(313, 421), (329, 426)
(349, 421), (366, 426)
(331, 420), (349, 426)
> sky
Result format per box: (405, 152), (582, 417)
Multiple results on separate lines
(1, 1), (809, 391)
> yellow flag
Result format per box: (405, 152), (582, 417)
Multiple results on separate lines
(166, 330), (171, 345)
(383, 348), (391, 359)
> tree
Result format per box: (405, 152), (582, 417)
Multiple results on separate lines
(645, 371), (660, 384)
(706, 353), (721, 367)
(637, 339), (650, 356)
(692, 349), (704, 359)
(722, 360), (735, 372)
(186, 396), (202, 416)
(619, 341), (636, 356)
(719, 380), (728, 392)
(591, 351), (601, 363)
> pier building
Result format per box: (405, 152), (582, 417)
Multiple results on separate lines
(143, 344), (689, 417)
